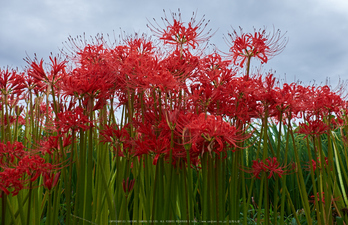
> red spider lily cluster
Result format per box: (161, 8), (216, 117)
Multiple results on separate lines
(310, 192), (326, 205)
(249, 157), (286, 179)
(0, 9), (347, 203)
(0, 141), (59, 196)
(307, 157), (329, 172)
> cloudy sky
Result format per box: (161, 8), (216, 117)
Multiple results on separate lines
(1, 0), (348, 87)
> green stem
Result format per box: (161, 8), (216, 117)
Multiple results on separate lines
(289, 125), (313, 225)
(26, 181), (33, 225)
(256, 174), (264, 225)
(2, 192), (6, 225)
(84, 100), (94, 225)
(279, 122), (290, 225)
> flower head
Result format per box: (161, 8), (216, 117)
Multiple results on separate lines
(297, 119), (330, 139)
(251, 160), (266, 179)
(225, 27), (288, 67)
(0, 168), (24, 196)
(26, 55), (67, 87)
(0, 67), (26, 96)
(310, 192), (325, 205)
(122, 177), (135, 194)
(184, 113), (244, 156)
(56, 107), (92, 133)
(263, 157), (285, 179)
(147, 9), (214, 49)
(249, 157), (286, 179)
(43, 171), (61, 191)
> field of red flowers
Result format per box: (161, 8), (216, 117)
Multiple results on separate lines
(1, 10), (348, 225)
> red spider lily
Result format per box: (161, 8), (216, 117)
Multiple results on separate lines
(17, 155), (54, 182)
(225, 27), (287, 67)
(56, 107), (92, 133)
(160, 48), (200, 85)
(307, 157), (329, 172)
(0, 167), (25, 197)
(122, 33), (156, 56)
(252, 73), (305, 121)
(15, 105), (25, 116)
(184, 113), (244, 156)
(43, 171), (61, 191)
(122, 177), (135, 193)
(0, 141), (26, 165)
(20, 71), (45, 97)
(100, 124), (130, 144)
(26, 55), (67, 87)
(189, 82), (218, 113)
(248, 73), (279, 117)
(17, 115), (26, 126)
(310, 192), (325, 204)
(115, 43), (180, 93)
(107, 35), (156, 96)
(62, 67), (114, 102)
(147, 9), (214, 50)
(263, 157), (285, 179)
(188, 52), (237, 114)
(36, 134), (73, 155)
(136, 133), (171, 165)
(309, 192), (340, 206)
(297, 119), (330, 139)
(99, 125), (131, 157)
(0, 67), (26, 96)
(131, 111), (190, 165)
(221, 75), (261, 122)
(251, 160), (266, 179)
(61, 44), (115, 105)
(303, 85), (345, 118)
(197, 52), (235, 85)
(272, 82), (305, 121)
(0, 115), (16, 127)
(133, 119), (171, 164)
(329, 114), (347, 131)
(249, 157), (285, 179)
(0, 153), (61, 196)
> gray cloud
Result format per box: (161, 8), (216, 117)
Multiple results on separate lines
(1, 0), (348, 86)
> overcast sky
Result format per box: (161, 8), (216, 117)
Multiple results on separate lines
(1, 0), (348, 88)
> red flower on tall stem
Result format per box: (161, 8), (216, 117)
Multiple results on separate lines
(263, 157), (285, 179)
(36, 134), (73, 155)
(61, 43), (116, 108)
(43, 171), (61, 191)
(122, 177), (135, 193)
(26, 55), (67, 88)
(56, 107), (92, 133)
(0, 67), (26, 96)
(303, 85), (344, 118)
(250, 157), (285, 179)
(307, 157), (329, 172)
(225, 27), (287, 68)
(310, 192), (325, 204)
(297, 119), (330, 139)
(17, 155), (54, 182)
(0, 168), (24, 196)
(251, 160), (266, 179)
(147, 9), (214, 50)
(184, 113), (244, 156)
(0, 154), (59, 197)
(0, 141), (25, 165)
(100, 123), (131, 157)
